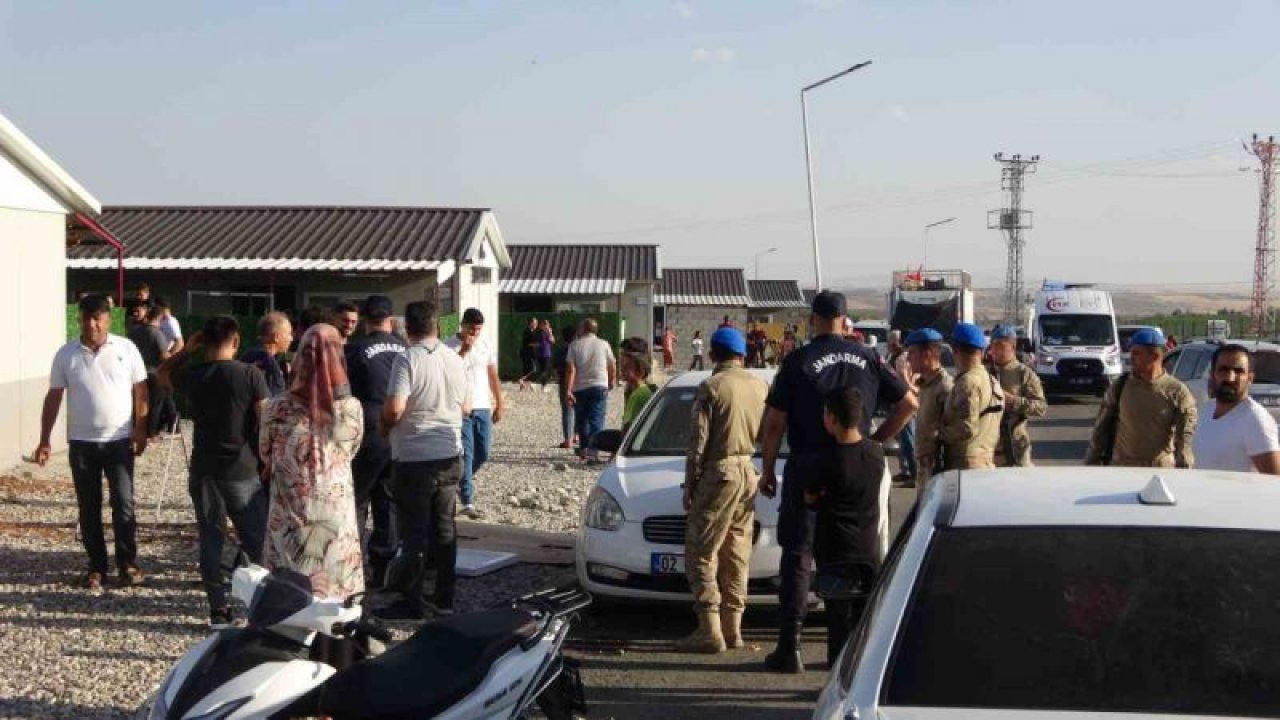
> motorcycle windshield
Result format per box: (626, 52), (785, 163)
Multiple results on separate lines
(247, 568), (315, 628)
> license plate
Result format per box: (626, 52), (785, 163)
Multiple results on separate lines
(1070, 377), (1092, 385)
(651, 553), (685, 575)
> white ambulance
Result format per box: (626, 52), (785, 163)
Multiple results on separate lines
(1029, 282), (1122, 395)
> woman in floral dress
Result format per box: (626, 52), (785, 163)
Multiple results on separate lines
(260, 323), (365, 599)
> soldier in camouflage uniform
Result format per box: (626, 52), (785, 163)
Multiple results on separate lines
(941, 323), (1004, 470)
(988, 325), (1047, 466)
(905, 328), (953, 490)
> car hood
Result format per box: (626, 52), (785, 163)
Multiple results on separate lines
(599, 455), (786, 526)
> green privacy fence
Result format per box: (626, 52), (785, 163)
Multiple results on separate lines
(494, 312), (622, 379)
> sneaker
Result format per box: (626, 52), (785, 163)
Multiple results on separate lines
(374, 602), (426, 621)
(118, 565), (144, 587)
(460, 504), (483, 520)
(209, 607), (234, 628)
(83, 571), (104, 592)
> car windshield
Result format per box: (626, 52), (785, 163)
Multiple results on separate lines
(1039, 314), (1115, 346)
(625, 385), (785, 456)
(885, 526), (1280, 717)
(1252, 351), (1280, 385)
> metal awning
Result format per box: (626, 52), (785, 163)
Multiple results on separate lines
(67, 257), (445, 271)
(497, 277), (626, 294)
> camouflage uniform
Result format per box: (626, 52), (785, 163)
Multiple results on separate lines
(991, 359), (1048, 466)
(941, 366), (1005, 470)
(913, 369), (954, 486)
(1086, 373), (1197, 468)
(684, 363), (769, 616)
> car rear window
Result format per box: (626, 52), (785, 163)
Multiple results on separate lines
(885, 526), (1280, 717)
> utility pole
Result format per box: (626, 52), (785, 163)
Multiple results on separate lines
(988, 153), (1039, 324)
(1247, 134), (1279, 337)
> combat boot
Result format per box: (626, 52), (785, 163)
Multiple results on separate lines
(674, 611), (727, 653)
(764, 622), (805, 673)
(720, 609), (744, 649)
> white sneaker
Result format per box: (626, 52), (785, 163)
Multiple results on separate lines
(461, 504), (483, 520)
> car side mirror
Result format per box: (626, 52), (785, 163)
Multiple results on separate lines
(814, 561), (876, 601)
(589, 429), (623, 454)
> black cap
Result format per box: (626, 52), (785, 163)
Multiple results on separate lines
(361, 295), (394, 319)
(811, 290), (847, 319)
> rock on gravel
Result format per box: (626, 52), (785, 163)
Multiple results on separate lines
(0, 381), (621, 718)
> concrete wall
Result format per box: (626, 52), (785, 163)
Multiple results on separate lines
(662, 304), (748, 366)
(455, 237), (501, 357)
(620, 282), (654, 345)
(0, 208), (67, 465)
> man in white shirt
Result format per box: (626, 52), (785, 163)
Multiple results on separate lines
(444, 308), (503, 519)
(34, 295), (150, 591)
(564, 318), (617, 458)
(1192, 343), (1280, 474)
(152, 294), (184, 353)
(379, 301), (471, 619)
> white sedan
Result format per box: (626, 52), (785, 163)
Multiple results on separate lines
(575, 369), (788, 604)
(815, 467), (1280, 720)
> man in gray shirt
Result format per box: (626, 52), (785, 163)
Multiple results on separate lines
(377, 300), (471, 620)
(564, 317), (616, 458)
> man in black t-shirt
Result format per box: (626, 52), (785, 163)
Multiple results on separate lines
(126, 300), (173, 436)
(165, 316), (270, 627)
(345, 295), (408, 586)
(758, 290), (916, 673)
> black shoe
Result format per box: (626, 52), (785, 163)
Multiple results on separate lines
(209, 607), (234, 628)
(764, 623), (805, 674)
(374, 602), (426, 621)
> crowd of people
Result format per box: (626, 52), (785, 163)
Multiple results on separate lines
(35, 290), (514, 626)
(673, 290), (1280, 673)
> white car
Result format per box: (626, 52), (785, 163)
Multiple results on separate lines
(814, 467), (1280, 720)
(1163, 339), (1280, 423)
(576, 369), (787, 603)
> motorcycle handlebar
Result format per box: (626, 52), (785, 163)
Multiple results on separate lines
(335, 617), (393, 643)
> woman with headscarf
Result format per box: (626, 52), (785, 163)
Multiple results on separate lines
(260, 323), (365, 598)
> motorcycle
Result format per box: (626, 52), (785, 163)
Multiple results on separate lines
(136, 565), (590, 720)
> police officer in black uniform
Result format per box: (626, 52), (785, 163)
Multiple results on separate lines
(345, 295), (408, 587)
(759, 290), (917, 673)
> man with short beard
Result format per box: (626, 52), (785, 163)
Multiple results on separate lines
(1192, 343), (1280, 474)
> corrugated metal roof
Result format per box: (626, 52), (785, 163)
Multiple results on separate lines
(748, 279), (809, 308)
(66, 206), (495, 271)
(655, 268), (750, 306)
(504, 244), (659, 282)
(497, 277), (626, 294)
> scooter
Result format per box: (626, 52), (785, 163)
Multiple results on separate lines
(136, 565), (590, 720)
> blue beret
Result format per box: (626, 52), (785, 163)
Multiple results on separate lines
(952, 322), (989, 350)
(710, 327), (747, 356)
(904, 328), (944, 346)
(1131, 327), (1166, 348)
(991, 324), (1018, 340)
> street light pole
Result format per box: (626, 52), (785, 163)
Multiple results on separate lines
(922, 216), (957, 270)
(753, 247), (778, 280)
(802, 59), (873, 291)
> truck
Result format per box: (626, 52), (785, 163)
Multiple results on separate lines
(1029, 281), (1122, 395)
(887, 269), (975, 337)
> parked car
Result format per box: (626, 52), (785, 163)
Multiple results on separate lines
(813, 467), (1280, 720)
(1162, 339), (1280, 422)
(576, 369), (895, 604)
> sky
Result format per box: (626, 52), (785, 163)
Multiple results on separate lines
(3, 0), (1280, 291)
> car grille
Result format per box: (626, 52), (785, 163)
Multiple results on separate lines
(1056, 358), (1104, 377)
(642, 516), (762, 546)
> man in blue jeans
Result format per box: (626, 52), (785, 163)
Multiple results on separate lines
(565, 318), (617, 459)
(445, 308), (503, 519)
(35, 294), (150, 592)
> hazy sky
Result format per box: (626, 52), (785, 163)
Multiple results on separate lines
(3, 1), (1279, 290)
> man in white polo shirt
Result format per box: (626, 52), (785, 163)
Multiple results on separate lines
(34, 295), (150, 591)
(444, 307), (503, 519)
(1192, 343), (1280, 474)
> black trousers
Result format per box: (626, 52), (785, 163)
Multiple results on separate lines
(352, 436), (398, 580)
(392, 456), (461, 611)
(189, 463), (267, 611)
(776, 453), (819, 625)
(69, 439), (137, 574)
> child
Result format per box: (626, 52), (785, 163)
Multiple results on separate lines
(621, 352), (656, 433)
(804, 386), (887, 667)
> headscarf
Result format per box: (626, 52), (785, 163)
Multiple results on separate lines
(289, 323), (351, 432)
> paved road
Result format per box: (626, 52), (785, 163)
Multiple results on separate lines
(573, 396), (1101, 720)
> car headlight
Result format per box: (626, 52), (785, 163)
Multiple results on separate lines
(1104, 355), (1120, 367)
(1039, 353), (1056, 366)
(583, 486), (625, 531)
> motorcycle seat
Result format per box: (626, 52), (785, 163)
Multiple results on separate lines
(311, 607), (540, 719)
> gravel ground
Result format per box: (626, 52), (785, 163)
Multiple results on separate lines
(0, 381), (620, 719)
